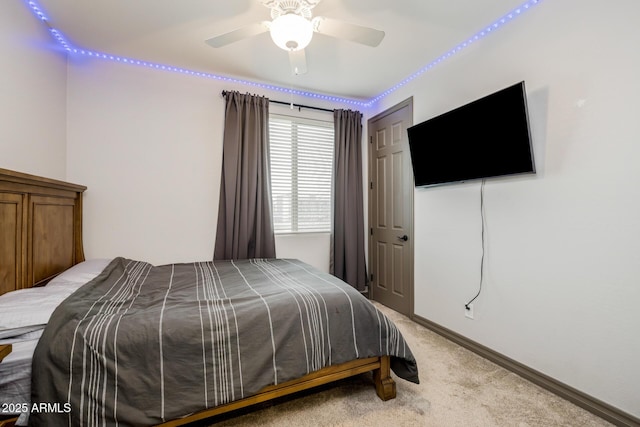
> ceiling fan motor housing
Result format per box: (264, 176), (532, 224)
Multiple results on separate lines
(260, 0), (321, 19)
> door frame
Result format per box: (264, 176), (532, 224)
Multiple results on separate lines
(367, 97), (414, 318)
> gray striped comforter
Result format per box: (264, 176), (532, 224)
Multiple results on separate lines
(30, 257), (418, 426)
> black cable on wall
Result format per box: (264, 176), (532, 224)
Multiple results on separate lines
(465, 179), (486, 310)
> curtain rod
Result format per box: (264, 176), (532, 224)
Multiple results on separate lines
(221, 91), (333, 113)
(270, 99), (334, 113)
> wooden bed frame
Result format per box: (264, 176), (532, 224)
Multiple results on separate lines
(0, 168), (86, 296)
(0, 168), (397, 427)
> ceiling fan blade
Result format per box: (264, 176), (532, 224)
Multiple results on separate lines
(312, 17), (385, 47)
(289, 49), (308, 75)
(205, 22), (270, 48)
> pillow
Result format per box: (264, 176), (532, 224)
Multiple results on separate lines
(0, 287), (64, 334)
(0, 259), (112, 336)
(0, 327), (43, 343)
(48, 258), (113, 287)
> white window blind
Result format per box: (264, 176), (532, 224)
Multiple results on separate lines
(269, 114), (334, 233)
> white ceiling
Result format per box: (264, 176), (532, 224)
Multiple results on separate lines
(36, 0), (536, 101)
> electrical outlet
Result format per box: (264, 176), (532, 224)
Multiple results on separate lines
(465, 304), (474, 319)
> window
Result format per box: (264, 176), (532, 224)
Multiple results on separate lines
(269, 115), (334, 233)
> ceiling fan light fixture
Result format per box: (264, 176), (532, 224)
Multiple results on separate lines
(269, 13), (313, 51)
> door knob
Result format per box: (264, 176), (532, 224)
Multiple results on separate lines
(397, 235), (408, 242)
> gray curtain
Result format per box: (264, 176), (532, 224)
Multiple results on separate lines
(331, 109), (367, 291)
(214, 91), (276, 260)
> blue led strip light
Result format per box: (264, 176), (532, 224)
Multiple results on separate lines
(25, 0), (49, 21)
(366, 0), (543, 107)
(21, 1), (366, 107)
(49, 29), (73, 51)
(23, 0), (542, 109)
(22, 0), (367, 108)
(25, 1), (73, 52)
(65, 47), (367, 107)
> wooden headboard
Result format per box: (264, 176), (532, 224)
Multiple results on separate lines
(0, 168), (86, 296)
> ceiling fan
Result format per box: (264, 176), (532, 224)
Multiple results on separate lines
(205, 0), (385, 75)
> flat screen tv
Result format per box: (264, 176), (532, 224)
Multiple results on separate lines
(407, 81), (535, 187)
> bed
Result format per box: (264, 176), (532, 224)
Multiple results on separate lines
(0, 168), (419, 426)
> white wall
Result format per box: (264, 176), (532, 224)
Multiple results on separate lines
(66, 59), (339, 268)
(274, 232), (331, 272)
(66, 61), (220, 265)
(372, 0), (640, 417)
(0, 0), (67, 179)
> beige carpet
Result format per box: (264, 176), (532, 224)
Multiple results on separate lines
(203, 303), (610, 427)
